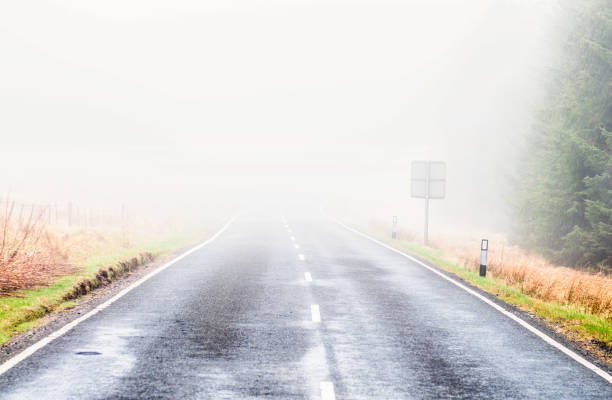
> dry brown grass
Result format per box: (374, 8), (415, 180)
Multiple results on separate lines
(372, 220), (612, 321)
(0, 201), (76, 294)
(450, 239), (612, 319)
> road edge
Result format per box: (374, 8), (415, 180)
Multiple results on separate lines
(0, 214), (239, 377)
(331, 217), (612, 384)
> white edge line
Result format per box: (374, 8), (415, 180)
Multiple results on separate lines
(304, 272), (313, 282)
(332, 217), (612, 384)
(320, 381), (336, 400)
(0, 214), (240, 377)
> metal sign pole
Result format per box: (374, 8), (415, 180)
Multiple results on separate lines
(424, 161), (430, 246)
(411, 160), (445, 247)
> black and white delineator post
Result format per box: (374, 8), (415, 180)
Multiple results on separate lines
(411, 161), (446, 246)
(392, 216), (398, 239)
(480, 239), (488, 277)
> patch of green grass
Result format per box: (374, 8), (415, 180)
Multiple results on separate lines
(0, 229), (208, 346)
(371, 231), (612, 347)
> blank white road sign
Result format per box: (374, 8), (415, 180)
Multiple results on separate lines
(411, 161), (446, 199)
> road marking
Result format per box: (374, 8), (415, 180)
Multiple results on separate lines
(290, 236), (296, 242)
(311, 304), (321, 323)
(298, 254), (305, 261)
(0, 214), (240, 377)
(333, 219), (612, 384)
(304, 272), (313, 282)
(320, 381), (336, 400)
(294, 243), (300, 249)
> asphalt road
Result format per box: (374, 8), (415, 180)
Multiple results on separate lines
(0, 212), (610, 399)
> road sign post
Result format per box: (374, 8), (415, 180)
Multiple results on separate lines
(424, 163), (430, 245)
(411, 161), (446, 246)
(392, 216), (398, 239)
(480, 239), (488, 277)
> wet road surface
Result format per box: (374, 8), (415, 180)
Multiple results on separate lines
(0, 212), (610, 399)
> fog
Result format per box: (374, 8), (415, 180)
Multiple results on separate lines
(0, 0), (561, 233)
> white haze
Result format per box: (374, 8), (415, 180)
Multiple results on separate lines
(0, 0), (560, 232)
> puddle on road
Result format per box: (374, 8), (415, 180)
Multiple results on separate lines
(3, 325), (138, 400)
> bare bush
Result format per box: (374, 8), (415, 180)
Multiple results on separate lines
(0, 199), (75, 293)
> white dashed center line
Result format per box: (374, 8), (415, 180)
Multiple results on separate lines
(311, 304), (321, 323)
(282, 219), (335, 398)
(320, 381), (336, 400)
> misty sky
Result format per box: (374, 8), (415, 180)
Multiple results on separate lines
(1, 0), (560, 229)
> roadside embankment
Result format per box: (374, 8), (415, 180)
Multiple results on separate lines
(62, 252), (155, 300)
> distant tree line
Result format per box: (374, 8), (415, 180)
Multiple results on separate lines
(514, 0), (611, 268)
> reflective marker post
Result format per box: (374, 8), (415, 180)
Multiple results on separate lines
(480, 239), (488, 277)
(392, 216), (398, 239)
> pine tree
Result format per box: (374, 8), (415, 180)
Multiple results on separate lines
(514, 0), (611, 267)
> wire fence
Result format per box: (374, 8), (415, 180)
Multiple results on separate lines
(0, 200), (129, 229)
